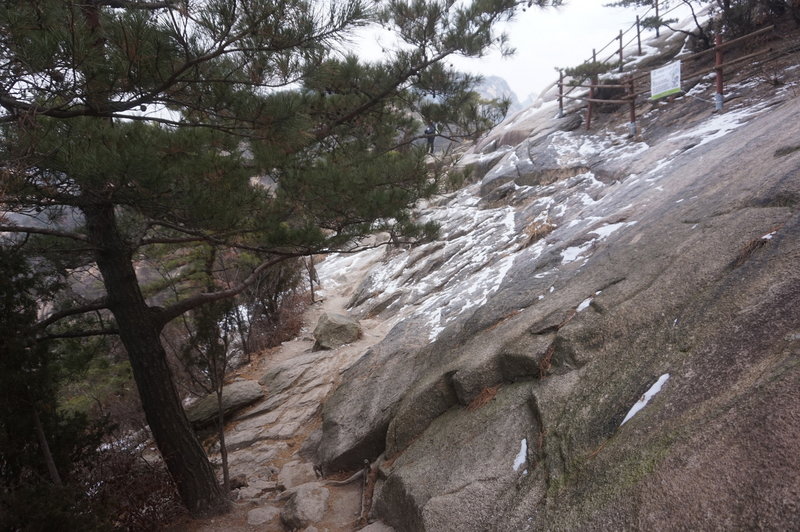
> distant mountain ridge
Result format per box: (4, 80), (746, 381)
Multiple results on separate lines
(475, 75), (525, 114)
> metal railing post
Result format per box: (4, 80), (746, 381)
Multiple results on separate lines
(714, 34), (724, 111)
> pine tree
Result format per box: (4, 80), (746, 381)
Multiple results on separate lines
(0, 247), (110, 530)
(0, 0), (559, 516)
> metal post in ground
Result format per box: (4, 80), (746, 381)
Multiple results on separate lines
(618, 29), (624, 72)
(714, 34), (724, 112)
(558, 69), (564, 118)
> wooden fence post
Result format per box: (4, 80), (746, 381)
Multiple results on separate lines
(558, 69), (564, 118)
(715, 34), (724, 111)
(587, 49), (596, 130)
(655, 0), (660, 38)
(628, 76), (636, 138)
(636, 15), (642, 55)
(587, 76), (596, 130)
(618, 29), (624, 72)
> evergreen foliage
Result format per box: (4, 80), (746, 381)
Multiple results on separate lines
(0, 247), (111, 530)
(563, 61), (618, 83)
(0, 0), (560, 517)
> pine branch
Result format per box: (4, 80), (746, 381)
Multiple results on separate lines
(1, 1), (365, 126)
(138, 222), (275, 252)
(313, 49), (450, 141)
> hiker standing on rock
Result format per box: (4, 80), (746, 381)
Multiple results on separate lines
(424, 122), (436, 154)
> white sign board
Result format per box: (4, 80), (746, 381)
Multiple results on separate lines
(650, 61), (682, 100)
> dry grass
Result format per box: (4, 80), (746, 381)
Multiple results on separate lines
(466, 385), (500, 411)
(536, 428), (547, 451)
(730, 226), (782, 269)
(519, 219), (556, 250)
(774, 144), (800, 158)
(247, 291), (311, 351)
(538, 342), (557, 377)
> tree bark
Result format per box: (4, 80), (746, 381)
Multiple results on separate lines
(32, 406), (63, 487)
(216, 388), (230, 493)
(82, 202), (229, 517)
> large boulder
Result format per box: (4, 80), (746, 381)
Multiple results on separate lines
(280, 482), (330, 529)
(184, 380), (263, 428)
(316, 318), (432, 473)
(374, 383), (538, 531)
(313, 312), (361, 350)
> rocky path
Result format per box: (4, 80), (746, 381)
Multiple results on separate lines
(175, 247), (395, 531)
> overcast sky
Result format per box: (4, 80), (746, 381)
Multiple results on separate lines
(452, 0), (640, 99)
(349, 0), (653, 101)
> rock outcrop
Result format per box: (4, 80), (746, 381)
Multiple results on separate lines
(184, 380), (264, 428)
(312, 69), (800, 530)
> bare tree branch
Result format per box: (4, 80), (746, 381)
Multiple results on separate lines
(36, 298), (110, 330)
(97, 1), (179, 8)
(0, 224), (92, 243)
(156, 253), (299, 325)
(38, 328), (119, 341)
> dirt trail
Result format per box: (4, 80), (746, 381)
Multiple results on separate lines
(169, 249), (394, 531)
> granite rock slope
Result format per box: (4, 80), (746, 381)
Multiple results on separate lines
(312, 74), (800, 530)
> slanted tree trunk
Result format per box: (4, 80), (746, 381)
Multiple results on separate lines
(82, 202), (229, 517)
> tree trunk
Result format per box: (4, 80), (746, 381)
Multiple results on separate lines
(32, 406), (63, 487)
(82, 203), (229, 517)
(216, 388), (230, 493)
